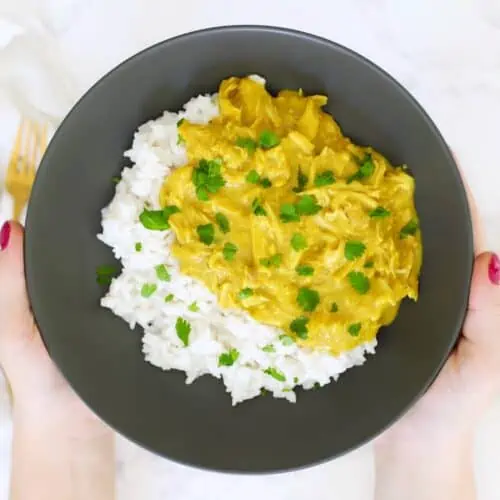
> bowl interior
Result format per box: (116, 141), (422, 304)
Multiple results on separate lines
(25, 26), (473, 472)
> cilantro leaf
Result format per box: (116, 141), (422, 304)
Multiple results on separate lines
(112, 175), (121, 184)
(235, 137), (257, 154)
(344, 240), (366, 261)
(296, 195), (321, 216)
(258, 130), (280, 149)
(177, 134), (185, 145)
(364, 260), (374, 269)
(347, 154), (375, 183)
(96, 265), (119, 286)
(197, 223), (215, 245)
(164, 294), (174, 302)
(330, 302), (339, 313)
(135, 242), (142, 252)
(262, 344), (275, 353)
(296, 265), (314, 276)
(238, 288), (254, 299)
(264, 367), (286, 382)
(280, 203), (300, 223)
(222, 242), (238, 261)
(139, 209), (170, 230)
(400, 219), (419, 239)
(155, 264), (171, 282)
(192, 158), (226, 201)
(369, 206), (391, 218)
(348, 323), (362, 337)
(141, 283), (157, 298)
(188, 302), (199, 312)
(279, 334), (295, 346)
(218, 348), (239, 366)
(163, 205), (180, 220)
(293, 170), (308, 193)
(175, 317), (191, 346)
(176, 118), (184, 127)
(314, 170), (336, 187)
(251, 198), (267, 216)
(259, 177), (272, 188)
(215, 212), (230, 234)
(260, 254), (282, 268)
(297, 287), (320, 312)
(348, 271), (370, 294)
(290, 316), (309, 339)
(246, 169), (260, 184)
(291, 233), (307, 251)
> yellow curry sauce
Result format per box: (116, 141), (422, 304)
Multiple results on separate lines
(160, 76), (421, 355)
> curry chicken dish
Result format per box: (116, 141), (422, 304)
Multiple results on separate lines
(159, 76), (421, 356)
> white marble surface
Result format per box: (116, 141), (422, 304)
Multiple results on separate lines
(0, 0), (499, 499)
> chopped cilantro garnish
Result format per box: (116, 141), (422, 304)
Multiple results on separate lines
(364, 260), (374, 269)
(96, 265), (119, 286)
(177, 134), (185, 145)
(314, 170), (336, 187)
(348, 323), (362, 336)
(264, 367), (286, 382)
(344, 240), (366, 261)
(175, 317), (191, 346)
(296, 265), (314, 276)
(135, 242), (142, 252)
(222, 242), (238, 261)
(141, 283), (157, 298)
(369, 206), (391, 218)
(112, 175), (121, 184)
(235, 137), (257, 154)
(258, 130), (280, 149)
(290, 316), (309, 339)
(215, 212), (230, 233)
(291, 233), (307, 251)
(163, 205), (181, 222)
(296, 195), (321, 216)
(246, 169), (260, 184)
(238, 288), (254, 299)
(347, 154), (375, 183)
(176, 118), (185, 127)
(251, 198), (267, 216)
(262, 344), (276, 353)
(139, 209), (170, 231)
(196, 223), (215, 245)
(280, 203), (300, 223)
(331, 302), (339, 313)
(293, 170), (308, 193)
(155, 264), (171, 282)
(400, 219), (419, 239)
(188, 302), (199, 312)
(279, 334), (295, 346)
(259, 177), (272, 188)
(218, 348), (239, 366)
(260, 254), (282, 268)
(164, 294), (174, 302)
(192, 158), (226, 201)
(297, 287), (320, 312)
(348, 271), (370, 294)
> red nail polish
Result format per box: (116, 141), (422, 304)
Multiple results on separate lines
(489, 253), (500, 285)
(0, 222), (11, 251)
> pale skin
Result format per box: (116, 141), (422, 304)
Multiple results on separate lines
(0, 181), (498, 500)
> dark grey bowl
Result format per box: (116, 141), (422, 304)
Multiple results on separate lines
(25, 26), (473, 473)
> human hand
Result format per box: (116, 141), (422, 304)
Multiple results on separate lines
(0, 220), (115, 500)
(374, 185), (500, 500)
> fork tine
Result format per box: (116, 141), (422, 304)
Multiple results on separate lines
(8, 118), (25, 175)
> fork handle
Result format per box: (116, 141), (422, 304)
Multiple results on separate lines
(13, 198), (27, 222)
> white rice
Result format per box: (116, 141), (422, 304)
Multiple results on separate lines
(98, 81), (377, 405)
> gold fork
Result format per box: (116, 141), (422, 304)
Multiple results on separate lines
(5, 118), (48, 221)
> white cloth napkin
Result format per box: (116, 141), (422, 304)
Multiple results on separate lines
(0, 1), (84, 223)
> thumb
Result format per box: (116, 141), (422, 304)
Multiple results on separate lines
(0, 221), (38, 372)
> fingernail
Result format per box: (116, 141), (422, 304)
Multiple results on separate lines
(489, 253), (500, 285)
(0, 222), (11, 251)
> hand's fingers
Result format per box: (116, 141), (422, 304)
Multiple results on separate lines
(463, 252), (500, 345)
